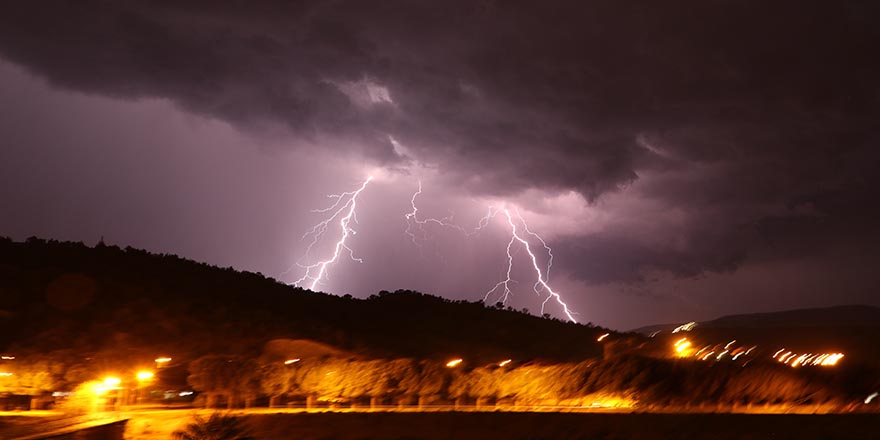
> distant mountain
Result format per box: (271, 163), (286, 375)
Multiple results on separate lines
(0, 237), (609, 364)
(703, 305), (880, 328)
(631, 305), (880, 335)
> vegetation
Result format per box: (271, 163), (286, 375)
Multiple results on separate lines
(1, 237), (877, 411)
(172, 413), (253, 440)
(0, 237), (606, 363)
(182, 354), (873, 410)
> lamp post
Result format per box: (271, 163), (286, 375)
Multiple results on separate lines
(134, 371), (154, 406)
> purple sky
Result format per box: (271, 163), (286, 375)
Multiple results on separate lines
(1, 1), (878, 330)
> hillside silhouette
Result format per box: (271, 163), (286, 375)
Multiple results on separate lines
(0, 237), (608, 363)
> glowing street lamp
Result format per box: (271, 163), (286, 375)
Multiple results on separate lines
(446, 358), (463, 368)
(155, 357), (172, 369)
(134, 370), (154, 405)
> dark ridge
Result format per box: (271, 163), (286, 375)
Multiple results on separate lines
(703, 305), (880, 328)
(0, 236), (609, 363)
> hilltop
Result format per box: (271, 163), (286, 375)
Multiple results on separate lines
(0, 237), (608, 363)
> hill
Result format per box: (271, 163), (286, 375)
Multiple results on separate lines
(703, 305), (880, 329)
(0, 237), (608, 364)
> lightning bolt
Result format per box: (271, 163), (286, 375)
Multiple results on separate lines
(404, 180), (467, 248)
(406, 183), (577, 323)
(498, 208), (576, 323)
(293, 176), (372, 291)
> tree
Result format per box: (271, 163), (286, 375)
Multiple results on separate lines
(187, 355), (260, 409)
(259, 362), (293, 408)
(172, 412), (253, 440)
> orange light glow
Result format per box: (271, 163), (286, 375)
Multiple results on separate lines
(136, 371), (154, 381)
(498, 359), (512, 367)
(446, 358), (463, 368)
(773, 350), (844, 367)
(284, 358), (301, 365)
(673, 338), (693, 357)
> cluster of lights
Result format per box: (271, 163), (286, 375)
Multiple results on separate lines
(772, 349), (844, 367)
(671, 322), (697, 334)
(445, 358), (514, 368)
(92, 376), (122, 396)
(673, 338), (757, 363)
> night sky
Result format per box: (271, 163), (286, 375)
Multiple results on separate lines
(0, 1), (878, 330)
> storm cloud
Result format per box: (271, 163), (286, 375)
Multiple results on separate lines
(1, 0), (879, 325)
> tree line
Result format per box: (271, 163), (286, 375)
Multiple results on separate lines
(185, 353), (873, 410)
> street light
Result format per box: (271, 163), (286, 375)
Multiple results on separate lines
(155, 357), (172, 369)
(446, 358), (463, 368)
(134, 370), (154, 405)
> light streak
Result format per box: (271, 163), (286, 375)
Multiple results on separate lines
(672, 322), (697, 333)
(772, 350), (844, 367)
(284, 359), (301, 365)
(446, 358), (463, 368)
(866, 392), (878, 404)
(597, 333), (610, 342)
(294, 177), (373, 291)
(498, 359), (513, 367)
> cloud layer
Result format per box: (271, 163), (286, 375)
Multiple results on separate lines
(1, 1), (878, 299)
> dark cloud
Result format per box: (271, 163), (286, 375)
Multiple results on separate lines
(1, 0), (878, 292)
